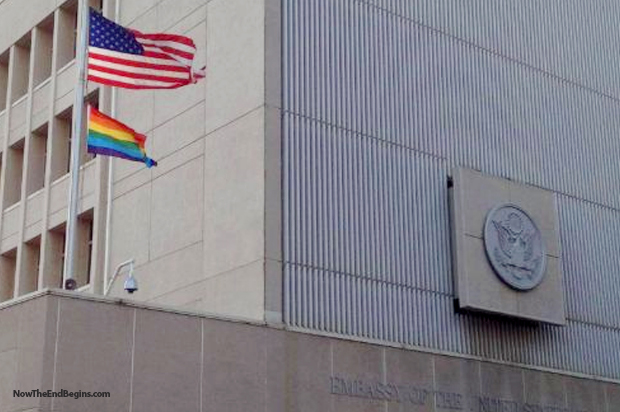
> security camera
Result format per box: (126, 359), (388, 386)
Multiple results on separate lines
(105, 259), (139, 296)
(64, 278), (78, 291)
(123, 274), (138, 294)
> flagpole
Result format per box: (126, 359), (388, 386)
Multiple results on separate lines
(103, 0), (121, 294)
(63, 0), (90, 289)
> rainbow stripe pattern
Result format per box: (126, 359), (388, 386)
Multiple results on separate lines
(87, 106), (157, 168)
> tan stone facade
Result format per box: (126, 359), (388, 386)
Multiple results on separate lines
(0, 0), (282, 322)
(1, 291), (619, 412)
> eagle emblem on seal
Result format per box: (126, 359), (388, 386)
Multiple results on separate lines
(483, 204), (546, 291)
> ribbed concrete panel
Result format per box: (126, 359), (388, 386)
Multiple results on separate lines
(282, 0), (620, 209)
(360, 0), (620, 99)
(283, 114), (452, 295)
(282, 0), (620, 379)
(558, 196), (620, 329)
(283, 115), (620, 378)
(284, 263), (620, 379)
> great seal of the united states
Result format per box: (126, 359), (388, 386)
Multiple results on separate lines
(483, 204), (546, 291)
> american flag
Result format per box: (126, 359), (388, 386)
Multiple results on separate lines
(88, 9), (205, 89)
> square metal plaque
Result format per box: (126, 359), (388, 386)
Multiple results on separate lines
(450, 168), (565, 325)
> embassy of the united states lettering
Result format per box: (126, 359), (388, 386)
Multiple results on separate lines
(479, 397), (588, 412)
(330, 376), (462, 409)
(330, 376), (591, 412)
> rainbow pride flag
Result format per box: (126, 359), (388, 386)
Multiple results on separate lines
(87, 106), (157, 168)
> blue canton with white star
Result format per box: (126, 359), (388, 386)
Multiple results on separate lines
(89, 9), (144, 55)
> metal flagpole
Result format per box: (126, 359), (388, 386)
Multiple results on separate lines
(63, 0), (90, 290)
(103, 0), (121, 293)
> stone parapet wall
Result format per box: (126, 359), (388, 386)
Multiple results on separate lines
(0, 291), (618, 412)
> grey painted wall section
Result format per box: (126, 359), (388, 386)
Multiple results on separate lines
(282, 0), (620, 379)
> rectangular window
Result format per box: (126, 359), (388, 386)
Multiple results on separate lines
(21, 237), (41, 295)
(56, 2), (77, 69)
(0, 155), (3, 199)
(76, 211), (94, 287)
(11, 35), (31, 104)
(44, 227), (65, 289)
(27, 123), (48, 195)
(51, 111), (71, 180)
(4, 138), (25, 207)
(0, 249), (16, 302)
(45, 213), (92, 289)
(33, 15), (54, 87)
(52, 100), (96, 181)
(0, 51), (9, 112)
(89, 0), (103, 12)
(56, 0), (102, 70)
(83, 90), (99, 163)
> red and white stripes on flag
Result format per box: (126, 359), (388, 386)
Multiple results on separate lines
(87, 10), (205, 89)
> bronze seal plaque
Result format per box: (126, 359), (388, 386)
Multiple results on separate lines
(483, 204), (546, 291)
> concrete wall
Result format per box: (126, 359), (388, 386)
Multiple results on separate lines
(0, 0), (282, 323)
(0, 291), (619, 412)
(0, 294), (57, 412)
(107, 0), (282, 322)
(282, 0), (620, 379)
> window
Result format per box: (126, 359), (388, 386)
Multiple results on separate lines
(83, 90), (99, 163)
(56, 0), (103, 69)
(52, 101), (96, 180)
(89, 0), (103, 12)
(4, 138), (25, 207)
(46, 212), (93, 290)
(21, 237), (41, 295)
(0, 249), (16, 302)
(45, 227), (65, 289)
(0, 51), (9, 112)
(33, 15), (54, 87)
(27, 123), (48, 195)
(11, 34), (31, 104)
(0, 156), (3, 199)
(56, 1), (77, 69)
(51, 111), (71, 180)
(76, 211), (94, 287)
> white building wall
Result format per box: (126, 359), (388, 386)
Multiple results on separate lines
(0, 0), (282, 323)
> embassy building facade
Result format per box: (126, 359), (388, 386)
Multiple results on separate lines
(0, 0), (619, 411)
